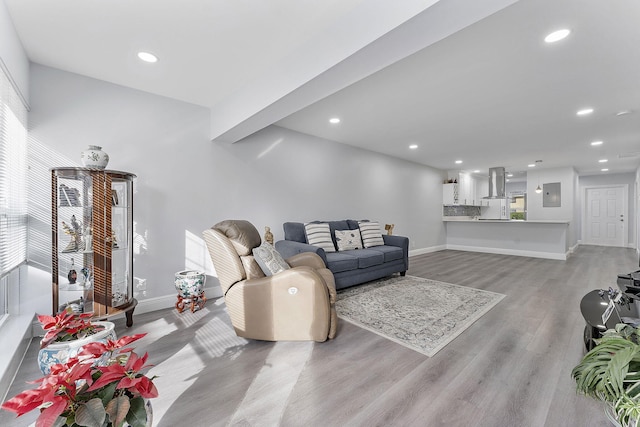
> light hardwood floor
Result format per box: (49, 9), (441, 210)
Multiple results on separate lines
(2, 246), (637, 427)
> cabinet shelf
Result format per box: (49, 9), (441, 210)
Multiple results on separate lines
(52, 167), (137, 327)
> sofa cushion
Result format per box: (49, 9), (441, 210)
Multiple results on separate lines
(368, 245), (404, 262)
(325, 252), (359, 273)
(352, 249), (385, 268)
(358, 221), (385, 248)
(283, 222), (307, 243)
(252, 242), (290, 276)
(335, 229), (363, 251)
(304, 222), (336, 253)
(325, 220), (351, 232)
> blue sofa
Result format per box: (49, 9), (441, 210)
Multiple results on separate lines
(275, 220), (409, 290)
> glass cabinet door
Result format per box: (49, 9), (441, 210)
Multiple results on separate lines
(54, 170), (93, 314)
(110, 177), (133, 308)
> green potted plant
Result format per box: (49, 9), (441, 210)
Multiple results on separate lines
(572, 323), (640, 426)
(2, 332), (157, 427)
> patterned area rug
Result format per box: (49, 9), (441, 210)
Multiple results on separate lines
(336, 275), (505, 357)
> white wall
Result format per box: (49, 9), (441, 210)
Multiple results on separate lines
(527, 167), (579, 247)
(27, 64), (446, 308)
(578, 173), (637, 246)
(505, 180), (526, 195)
(0, 0), (28, 104)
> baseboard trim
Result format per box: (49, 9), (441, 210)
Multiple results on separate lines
(445, 244), (567, 260)
(136, 294), (178, 314)
(409, 245), (447, 257)
(30, 287), (226, 335)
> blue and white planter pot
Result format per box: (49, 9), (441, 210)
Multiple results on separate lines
(37, 321), (117, 375)
(174, 270), (206, 313)
(175, 270), (206, 300)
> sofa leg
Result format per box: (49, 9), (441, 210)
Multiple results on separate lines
(400, 271), (406, 276)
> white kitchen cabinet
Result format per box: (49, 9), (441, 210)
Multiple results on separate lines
(444, 173), (488, 206)
(475, 177), (489, 205)
(443, 183), (458, 205)
(458, 173), (473, 205)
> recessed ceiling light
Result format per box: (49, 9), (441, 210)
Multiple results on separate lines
(577, 108), (594, 116)
(473, 170), (480, 173)
(599, 159), (608, 163)
(329, 117), (340, 124)
(507, 173), (513, 177)
(591, 141), (603, 146)
(545, 29), (571, 43)
(616, 110), (632, 116)
(409, 144), (418, 150)
(528, 163), (536, 168)
(455, 160), (463, 164)
(137, 51), (158, 63)
(601, 168), (609, 172)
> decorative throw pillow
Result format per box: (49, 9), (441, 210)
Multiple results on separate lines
(335, 229), (363, 251)
(252, 242), (290, 276)
(304, 222), (336, 253)
(358, 221), (385, 248)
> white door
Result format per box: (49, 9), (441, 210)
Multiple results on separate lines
(585, 186), (626, 247)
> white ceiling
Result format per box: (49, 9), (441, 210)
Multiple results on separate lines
(5, 0), (640, 177)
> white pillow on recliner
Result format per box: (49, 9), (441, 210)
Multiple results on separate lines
(252, 242), (290, 276)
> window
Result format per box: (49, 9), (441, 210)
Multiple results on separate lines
(0, 65), (28, 284)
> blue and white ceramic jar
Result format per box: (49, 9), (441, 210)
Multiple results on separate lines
(174, 270), (206, 312)
(37, 321), (117, 375)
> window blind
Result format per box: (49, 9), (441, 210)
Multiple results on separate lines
(0, 65), (28, 277)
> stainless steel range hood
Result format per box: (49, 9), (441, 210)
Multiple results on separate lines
(488, 167), (506, 198)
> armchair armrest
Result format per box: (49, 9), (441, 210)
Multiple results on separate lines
(286, 252), (335, 304)
(275, 240), (327, 265)
(383, 234), (409, 273)
(225, 266), (332, 342)
(286, 252), (327, 270)
(382, 234), (408, 249)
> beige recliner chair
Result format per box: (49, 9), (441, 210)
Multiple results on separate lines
(203, 220), (337, 342)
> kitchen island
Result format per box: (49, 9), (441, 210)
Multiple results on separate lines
(443, 218), (571, 260)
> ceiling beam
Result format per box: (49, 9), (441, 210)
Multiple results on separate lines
(210, 0), (520, 143)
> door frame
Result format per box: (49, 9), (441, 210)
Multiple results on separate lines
(582, 184), (629, 247)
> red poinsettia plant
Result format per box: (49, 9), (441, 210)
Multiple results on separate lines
(1, 333), (158, 427)
(38, 311), (98, 348)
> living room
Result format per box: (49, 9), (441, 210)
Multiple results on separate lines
(1, 1), (640, 426)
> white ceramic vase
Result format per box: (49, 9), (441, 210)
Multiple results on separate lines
(81, 145), (110, 169)
(37, 320), (117, 375)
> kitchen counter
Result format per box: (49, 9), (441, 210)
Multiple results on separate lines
(443, 217), (569, 224)
(444, 219), (570, 260)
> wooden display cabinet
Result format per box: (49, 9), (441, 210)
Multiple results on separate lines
(51, 167), (137, 326)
